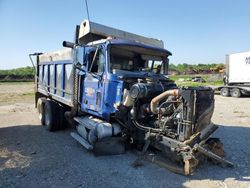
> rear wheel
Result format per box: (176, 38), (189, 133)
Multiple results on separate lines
(220, 88), (229, 97)
(37, 98), (46, 125)
(58, 104), (68, 130)
(230, 88), (241, 98)
(44, 100), (60, 131)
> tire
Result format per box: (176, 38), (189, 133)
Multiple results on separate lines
(58, 105), (68, 130)
(230, 88), (241, 98)
(220, 88), (229, 97)
(37, 98), (46, 125)
(44, 100), (60, 131)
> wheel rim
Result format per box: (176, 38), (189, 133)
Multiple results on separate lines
(221, 89), (228, 96)
(232, 91), (239, 97)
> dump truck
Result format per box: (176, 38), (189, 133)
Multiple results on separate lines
(218, 51), (250, 97)
(30, 20), (233, 175)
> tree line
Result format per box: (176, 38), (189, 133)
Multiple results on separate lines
(0, 66), (35, 81)
(169, 63), (225, 74)
(0, 63), (225, 81)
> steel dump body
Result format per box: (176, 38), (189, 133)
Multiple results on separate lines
(36, 49), (74, 106)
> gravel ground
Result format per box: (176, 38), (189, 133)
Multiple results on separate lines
(0, 83), (250, 188)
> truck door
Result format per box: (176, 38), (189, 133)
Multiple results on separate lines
(82, 46), (105, 116)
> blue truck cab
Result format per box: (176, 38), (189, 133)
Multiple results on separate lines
(33, 24), (173, 130)
(76, 39), (172, 121)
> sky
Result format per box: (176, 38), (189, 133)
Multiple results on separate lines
(0, 0), (250, 69)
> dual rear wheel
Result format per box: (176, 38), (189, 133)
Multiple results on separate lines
(37, 98), (68, 131)
(230, 88), (241, 98)
(220, 88), (241, 98)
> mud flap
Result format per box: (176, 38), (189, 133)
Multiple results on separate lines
(93, 137), (125, 156)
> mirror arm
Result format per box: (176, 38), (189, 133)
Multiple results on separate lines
(75, 66), (85, 72)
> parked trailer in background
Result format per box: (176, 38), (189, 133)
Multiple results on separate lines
(218, 51), (250, 97)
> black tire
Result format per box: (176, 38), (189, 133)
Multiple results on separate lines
(37, 98), (46, 125)
(230, 88), (241, 98)
(44, 100), (60, 131)
(58, 105), (68, 130)
(220, 88), (229, 97)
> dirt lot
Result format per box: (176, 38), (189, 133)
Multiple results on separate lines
(0, 82), (250, 188)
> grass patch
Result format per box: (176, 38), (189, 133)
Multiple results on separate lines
(175, 81), (223, 87)
(169, 74), (223, 87)
(0, 80), (34, 83)
(0, 81), (33, 85)
(21, 92), (34, 96)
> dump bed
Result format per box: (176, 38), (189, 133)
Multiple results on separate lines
(36, 48), (74, 106)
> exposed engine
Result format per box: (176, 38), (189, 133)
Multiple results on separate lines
(112, 76), (232, 175)
(116, 76), (214, 141)
(71, 74), (233, 175)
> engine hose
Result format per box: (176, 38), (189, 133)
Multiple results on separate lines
(150, 89), (179, 114)
(132, 120), (162, 133)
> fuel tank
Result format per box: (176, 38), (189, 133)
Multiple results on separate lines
(74, 116), (121, 144)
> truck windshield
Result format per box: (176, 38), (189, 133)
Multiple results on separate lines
(109, 45), (168, 74)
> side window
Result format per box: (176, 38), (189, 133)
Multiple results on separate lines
(152, 61), (163, 74)
(89, 49), (105, 73)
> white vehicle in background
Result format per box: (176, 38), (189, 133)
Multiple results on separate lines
(218, 51), (250, 97)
